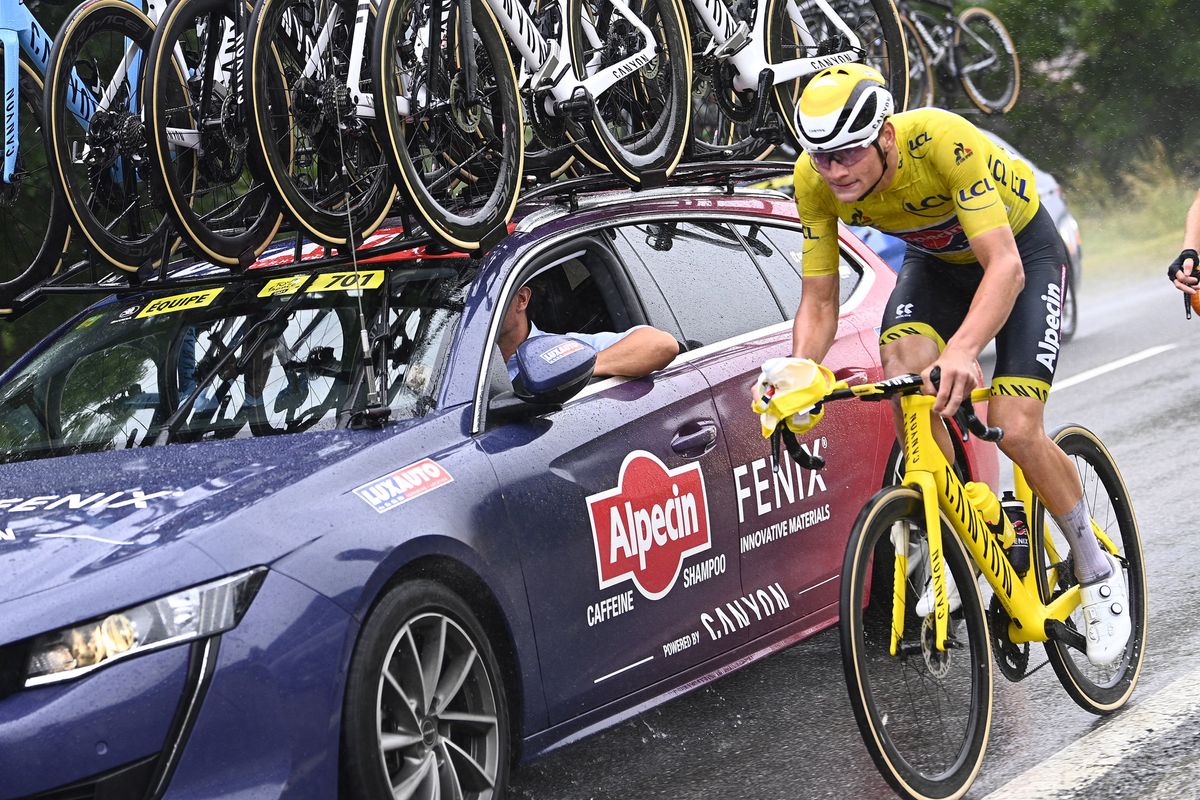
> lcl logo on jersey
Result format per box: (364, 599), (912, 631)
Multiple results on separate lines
(587, 451), (712, 601)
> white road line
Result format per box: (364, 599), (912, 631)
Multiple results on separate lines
(981, 669), (1200, 800)
(1052, 344), (1178, 392)
(593, 656), (654, 684)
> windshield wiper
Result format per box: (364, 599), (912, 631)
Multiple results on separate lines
(153, 277), (317, 445)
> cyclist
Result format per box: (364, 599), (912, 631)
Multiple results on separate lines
(769, 63), (1129, 666)
(1167, 187), (1199, 307)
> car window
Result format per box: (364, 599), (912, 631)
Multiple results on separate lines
(758, 225), (865, 307)
(523, 254), (618, 336)
(0, 264), (476, 462)
(615, 221), (786, 346)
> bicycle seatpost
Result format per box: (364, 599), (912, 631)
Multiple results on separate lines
(928, 367), (1003, 443)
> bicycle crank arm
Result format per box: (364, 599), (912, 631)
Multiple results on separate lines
(1044, 619), (1087, 654)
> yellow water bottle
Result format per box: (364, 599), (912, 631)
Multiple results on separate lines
(965, 482), (1014, 549)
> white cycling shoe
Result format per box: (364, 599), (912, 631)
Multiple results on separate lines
(915, 561), (961, 617)
(1080, 552), (1131, 667)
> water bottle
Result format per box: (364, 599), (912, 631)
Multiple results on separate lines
(965, 482), (1012, 548)
(1001, 492), (1030, 576)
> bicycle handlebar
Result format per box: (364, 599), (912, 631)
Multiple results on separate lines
(928, 367), (1004, 443)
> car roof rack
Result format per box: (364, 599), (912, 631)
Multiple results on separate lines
(519, 159), (795, 211)
(2, 226), (457, 322)
(3, 159), (796, 323)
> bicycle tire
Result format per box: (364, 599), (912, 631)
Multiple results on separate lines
(841, 484), (993, 800)
(768, 0), (910, 149)
(902, 14), (934, 107)
(0, 57), (71, 311)
(144, 0), (284, 268)
(685, 0), (776, 161)
(247, 0), (395, 247)
(1030, 424), (1146, 714)
(564, 0), (691, 184)
(372, 0), (522, 250)
(953, 7), (1019, 115)
(44, 0), (183, 271)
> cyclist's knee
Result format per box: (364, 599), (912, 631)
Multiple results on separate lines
(989, 398), (1047, 458)
(880, 335), (939, 377)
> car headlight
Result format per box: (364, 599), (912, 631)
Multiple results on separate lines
(23, 567), (266, 687)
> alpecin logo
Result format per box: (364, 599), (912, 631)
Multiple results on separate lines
(587, 451), (712, 601)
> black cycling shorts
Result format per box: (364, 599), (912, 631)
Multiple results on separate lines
(878, 205), (1069, 403)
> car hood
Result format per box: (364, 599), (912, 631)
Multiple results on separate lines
(0, 426), (397, 609)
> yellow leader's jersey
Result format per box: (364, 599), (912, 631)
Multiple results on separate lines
(792, 108), (1040, 277)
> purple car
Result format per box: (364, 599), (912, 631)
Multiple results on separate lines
(0, 173), (998, 799)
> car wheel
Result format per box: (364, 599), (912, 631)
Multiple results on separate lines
(1060, 270), (1078, 343)
(342, 579), (510, 799)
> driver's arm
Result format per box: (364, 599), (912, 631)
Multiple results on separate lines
(593, 327), (679, 378)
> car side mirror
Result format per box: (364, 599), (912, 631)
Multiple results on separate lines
(512, 334), (596, 404)
(487, 335), (597, 422)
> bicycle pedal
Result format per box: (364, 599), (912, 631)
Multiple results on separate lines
(751, 124), (784, 145)
(554, 88), (594, 122)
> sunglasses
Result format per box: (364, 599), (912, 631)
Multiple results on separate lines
(810, 143), (875, 170)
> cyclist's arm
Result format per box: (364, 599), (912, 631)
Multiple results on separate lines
(1184, 188), (1200, 254)
(928, 225), (1023, 414)
(1173, 189), (1200, 296)
(791, 273), (839, 360)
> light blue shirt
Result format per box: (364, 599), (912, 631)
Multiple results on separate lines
(506, 321), (642, 380)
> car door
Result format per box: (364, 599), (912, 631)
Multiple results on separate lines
(616, 219), (886, 629)
(478, 237), (744, 726)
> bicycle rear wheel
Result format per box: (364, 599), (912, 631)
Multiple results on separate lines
(953, 7), (1019, 114)
(1031, 424), (1146, 714)
(565, 0), (691, 184)
(902, 15), (934, 108)
(0, 57), (70, 311)
(373, 0), (522, 250)
(45, 0), (184, 271)
(144, 0), (285, 268)
(247, 0), (395, 247)
(768, 0), (910, 149)
(686, 0), (777, 161)
(841, 485), (992, 800)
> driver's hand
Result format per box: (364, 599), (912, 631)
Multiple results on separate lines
(922, 347), (977, 417)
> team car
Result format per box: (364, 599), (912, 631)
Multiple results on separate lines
(0, 168), (998, 799)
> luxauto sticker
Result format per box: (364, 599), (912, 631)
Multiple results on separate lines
(540, 339), (585, 365)
(733, 437), (830, 553)
(353, 458), (454, 514)
(586, 451), (712, 602)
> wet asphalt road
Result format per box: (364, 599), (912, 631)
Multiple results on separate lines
(509, 269), (1200, 800)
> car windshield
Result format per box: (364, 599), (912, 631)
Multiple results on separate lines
(0, 263), (476, 463)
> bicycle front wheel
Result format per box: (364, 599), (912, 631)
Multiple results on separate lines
(768, 0), (910, 148)
(1031, 424), (1147, 714)
(373, 0), (523, 250)
(841, 485), (993, 800)
(565, 0), (691, 184)
(954, 7), (1019, 114)
(45, 0), (182, 271)
(247, 0), (395, 247)
(144, 0), (284, 267)
(0, 57), (70, 310)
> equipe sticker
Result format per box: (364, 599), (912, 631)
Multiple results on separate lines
(309, 270), (385, 292)
(136, 288), (224, 318)
(353, 458), (454, 514)
(587, 451), (712, 601)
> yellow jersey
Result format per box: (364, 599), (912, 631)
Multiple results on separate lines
(792, 108), (1040, 277)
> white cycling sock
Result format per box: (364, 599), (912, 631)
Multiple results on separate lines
(1052, 498), (1112, 585)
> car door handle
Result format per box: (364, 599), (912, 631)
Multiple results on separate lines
(671, 422), (718, 457)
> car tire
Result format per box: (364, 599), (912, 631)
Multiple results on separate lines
(341, 579), (511, 799)
(1059, 268), (1078, 344)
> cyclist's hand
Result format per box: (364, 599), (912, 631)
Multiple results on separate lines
(752, 357), (834, 437)
(1168, 249), (1199, 295)
(923, 348), (977, 417)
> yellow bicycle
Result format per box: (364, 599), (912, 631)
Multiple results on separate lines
(768, 370), (1147, 800)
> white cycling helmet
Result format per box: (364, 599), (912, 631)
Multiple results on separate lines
(793, 63), (895, 153)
